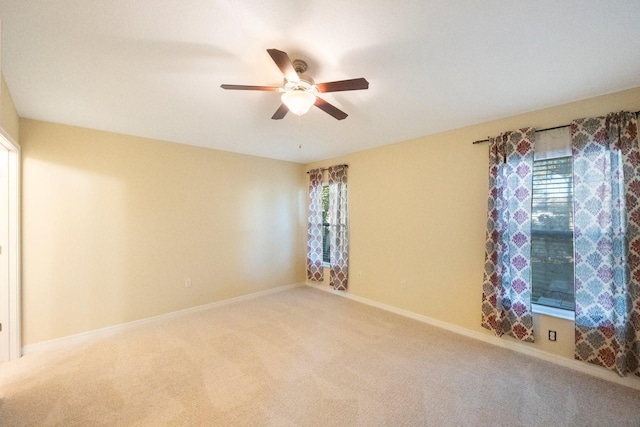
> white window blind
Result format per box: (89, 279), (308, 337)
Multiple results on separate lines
(534, 126), (571, 161)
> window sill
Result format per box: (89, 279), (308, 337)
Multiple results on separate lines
(532, 303), (574, 321)
(322, 262), (330, 268)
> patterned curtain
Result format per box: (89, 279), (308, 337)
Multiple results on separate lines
(307, 168), (324, 281)
(481, 128), (536, 342)
(328, 165), (349, 290)
(572, 111), (640, 377)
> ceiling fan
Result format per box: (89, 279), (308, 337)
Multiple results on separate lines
(221, 49), (369, 120)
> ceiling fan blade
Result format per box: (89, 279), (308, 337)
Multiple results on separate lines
(267, 49), (299, 83)
(314, 97), (348, 120)
(271, 104), (289, 120)
(316, 78), (369, 93)
(220, 84), (280, 91)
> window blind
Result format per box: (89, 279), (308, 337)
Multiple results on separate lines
(531, 156), (574, 311)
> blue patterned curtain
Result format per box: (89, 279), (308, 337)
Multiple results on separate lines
(572, 111), (640, 377)
(481, 128), (536, 342)
(328, 165), (349, 290)
(307, 168), (324, 281)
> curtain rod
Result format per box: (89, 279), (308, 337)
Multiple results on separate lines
(306, 164), (349, 174)
(471, 110), (640, 145)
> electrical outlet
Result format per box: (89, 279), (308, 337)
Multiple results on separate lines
(184, 278), (192, 288)
(548, 330), (556, 341)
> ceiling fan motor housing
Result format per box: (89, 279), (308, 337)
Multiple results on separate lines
(282, 59), (317, 93)
(284, 73), (317, 94)
(292, 59), (308, 73)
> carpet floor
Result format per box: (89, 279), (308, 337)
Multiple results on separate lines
(1, 286), (639, 426)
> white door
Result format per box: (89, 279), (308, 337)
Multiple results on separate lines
(0, 143), (9, 361)
(0, 131), (20, 363)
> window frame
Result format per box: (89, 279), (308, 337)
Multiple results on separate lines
(530, 153), (575, 319)
(321, 184), (330, 267)
(531, 303), (574, 320)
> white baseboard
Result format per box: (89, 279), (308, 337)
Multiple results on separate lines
(307, 283), (640, 391)
(22, 283), (304, 355)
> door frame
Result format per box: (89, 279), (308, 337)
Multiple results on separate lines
(0, 127), (20, 361)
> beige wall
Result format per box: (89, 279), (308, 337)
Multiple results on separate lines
(21, 119), (306, 345)
(0, 75), (19, 142)
(16, 85), (640, 357)
(306, 86), (640, 361)
(0, 20), (20, 142)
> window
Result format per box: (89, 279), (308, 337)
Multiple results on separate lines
(322, 184), (330, 264)
(531, 156), (574, 312)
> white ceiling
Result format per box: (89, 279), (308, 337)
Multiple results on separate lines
(1, 1), (639, 164)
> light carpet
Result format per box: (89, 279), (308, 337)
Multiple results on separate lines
(1, 286), (639, 426)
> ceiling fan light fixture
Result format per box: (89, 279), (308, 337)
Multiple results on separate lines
(281, 90), (316, 116)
